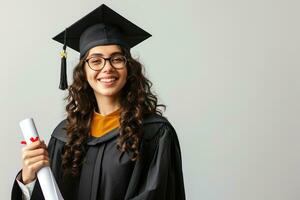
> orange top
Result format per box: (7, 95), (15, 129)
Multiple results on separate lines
(90, 108), (121, 138)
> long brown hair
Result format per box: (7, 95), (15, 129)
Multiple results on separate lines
(61, 46), (166, 176)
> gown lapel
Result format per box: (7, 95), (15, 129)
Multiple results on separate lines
(78, 127), (119, 200)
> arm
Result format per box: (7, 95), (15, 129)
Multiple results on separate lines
(129, 123), (186, 200)
(12, 119), (67, 200)
(11, 137), (64, 200)
(16, 172), (36, 200)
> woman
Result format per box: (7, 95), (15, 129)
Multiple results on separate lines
(11, 4), (185, 200)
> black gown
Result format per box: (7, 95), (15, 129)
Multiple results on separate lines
(11, 113), (185, 200)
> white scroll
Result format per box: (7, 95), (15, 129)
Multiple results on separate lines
(19, 118), (64, 200)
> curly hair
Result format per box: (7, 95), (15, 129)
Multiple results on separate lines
(61, 46), (166, 176)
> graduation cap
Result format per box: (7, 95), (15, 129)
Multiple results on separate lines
(52, 4), (152, 90)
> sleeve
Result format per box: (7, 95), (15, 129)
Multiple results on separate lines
(11, 170), (23, 200)
(129, 123), (186, 200)
(15, 172), (36, 200)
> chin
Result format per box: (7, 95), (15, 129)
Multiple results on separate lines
(94, 88), (121, 98)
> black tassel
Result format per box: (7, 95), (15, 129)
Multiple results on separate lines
(59, 28), (68, 90)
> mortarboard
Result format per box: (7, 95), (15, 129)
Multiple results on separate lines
(52, 4), (152, 90)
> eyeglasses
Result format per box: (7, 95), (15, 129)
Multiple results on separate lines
(85, 54), (127, 71)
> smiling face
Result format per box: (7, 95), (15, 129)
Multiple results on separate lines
(84, 44), (128, 102)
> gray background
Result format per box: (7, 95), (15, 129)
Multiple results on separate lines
(1, 0), (300, 199)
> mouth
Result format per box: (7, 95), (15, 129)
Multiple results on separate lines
(97, 76), (119, 84)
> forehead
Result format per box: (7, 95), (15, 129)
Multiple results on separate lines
(87, 44), (122, 57)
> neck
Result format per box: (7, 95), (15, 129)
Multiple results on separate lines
(94, 93), (121, 116)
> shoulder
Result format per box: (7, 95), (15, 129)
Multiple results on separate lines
(51, 119), (68, 142)
(142, 113), (177, 141)
(50, 113), (177, 142)
(140, 114), (182, 162)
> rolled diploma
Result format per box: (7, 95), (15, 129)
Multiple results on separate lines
(19, 118), (64, 200)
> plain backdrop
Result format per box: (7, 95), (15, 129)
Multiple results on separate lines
(1, 0), (300, 199)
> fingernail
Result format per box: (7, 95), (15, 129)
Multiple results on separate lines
(30, 136), (39, 142)
(20, 140), (27, 145)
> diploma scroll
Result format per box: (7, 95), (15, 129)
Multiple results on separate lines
(19, 118), (64, 200)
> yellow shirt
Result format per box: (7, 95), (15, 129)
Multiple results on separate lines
(90, 108), (121, 138)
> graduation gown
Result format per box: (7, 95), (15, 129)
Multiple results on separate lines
(11, 113), (185, 200)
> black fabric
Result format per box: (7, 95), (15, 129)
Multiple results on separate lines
(52, 4), (152, 57)
(11, 113), (185, 200)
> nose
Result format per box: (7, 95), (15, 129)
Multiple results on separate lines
(101, 59), (114, 72)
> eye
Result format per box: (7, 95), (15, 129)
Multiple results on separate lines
(90, 57), (104, 64)
(111, 55), (125, 63)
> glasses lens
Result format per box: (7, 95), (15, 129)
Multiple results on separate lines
(110, 55), (127, 69)
(88, 57), (105, 70)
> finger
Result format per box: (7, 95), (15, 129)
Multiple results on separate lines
(22, 140), (44, 151)
(41, 141), (48, 149)
(22, 148), (48, 160)
(24, 154), (49, 167)
(28, 160), (50, 173)
(21, 139), (44, 145)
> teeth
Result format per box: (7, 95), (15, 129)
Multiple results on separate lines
(99, 78), (117, 83)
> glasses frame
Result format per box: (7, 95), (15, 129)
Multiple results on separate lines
(85, 54), (127, 71)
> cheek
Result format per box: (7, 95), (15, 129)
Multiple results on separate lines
(120, 69), (128, 85)
(84, 65), (97, 85)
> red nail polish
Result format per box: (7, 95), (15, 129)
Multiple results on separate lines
(20, 140), (27, 145)
(30, 136), (39, 142)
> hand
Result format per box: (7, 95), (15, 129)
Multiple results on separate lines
(21, 139), (50, 184)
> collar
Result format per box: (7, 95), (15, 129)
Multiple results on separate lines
(51, 113), (169, 144)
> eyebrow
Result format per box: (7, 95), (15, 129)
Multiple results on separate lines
(89, 51), (123, 57)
